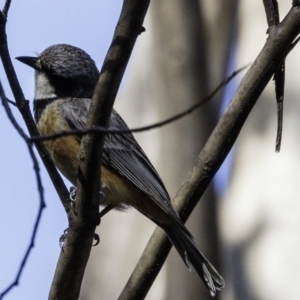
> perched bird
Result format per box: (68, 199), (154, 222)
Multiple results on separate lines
(16, 44), (224, 296)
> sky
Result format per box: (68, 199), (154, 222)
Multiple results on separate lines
(0, 1), (124, 299)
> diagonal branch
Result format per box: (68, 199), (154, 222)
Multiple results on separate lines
(119, 5), (300, 299)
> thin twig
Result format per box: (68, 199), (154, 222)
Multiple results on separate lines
(0, 81), (29, 140)
(2, 0), (11, 18)
(0, 3), (69, 298)
(6, 97), (16, 105)
(29, 66), (248, 143)
(274, 59), (285, 152)
(0, 3), (70, 212)
(263, 0), (285, 152)
(0, 80), (46, 300)
(272, 33), (300, 152)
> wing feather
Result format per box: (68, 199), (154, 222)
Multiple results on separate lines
(62, 98), (174, 213)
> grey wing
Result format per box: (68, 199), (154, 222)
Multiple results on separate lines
(62, 98), (90, 138)
(105, 110), (173, 208)
(63, 98), (173, 211)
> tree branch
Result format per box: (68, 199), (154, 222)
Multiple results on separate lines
(0, 2), (70, 212)
(262, 0), (285, 152)
(0, 2), (68, 297)
(0, 80), (46, 300)
(2, 0), (11, 18)
(48, 1), (150, 299)
(119, 5), (300, 299)
(262, 0), (279, 28)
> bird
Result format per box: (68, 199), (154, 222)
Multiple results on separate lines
(16, 44), (224, 296)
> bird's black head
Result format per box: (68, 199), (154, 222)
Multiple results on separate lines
(16, 44), (100, 99)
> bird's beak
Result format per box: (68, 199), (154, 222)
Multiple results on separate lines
(15, 56), (40, 71)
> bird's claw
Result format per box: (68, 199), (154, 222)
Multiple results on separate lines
(69, 186), (77, 203)
(59, 228), (100, 248)
(69, 186), (78, 214)
(93, 233), (100, 246)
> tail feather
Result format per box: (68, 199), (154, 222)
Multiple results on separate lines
(163, 221), (224, 297)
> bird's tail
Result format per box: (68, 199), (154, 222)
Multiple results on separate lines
(162, 221), (225, 297)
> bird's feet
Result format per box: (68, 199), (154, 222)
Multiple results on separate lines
(69, 186), (77, 209)
(59, 228), (100, 249)
(59, 228), (68, 251)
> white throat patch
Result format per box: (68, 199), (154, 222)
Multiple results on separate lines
(34, 72), (57, 99)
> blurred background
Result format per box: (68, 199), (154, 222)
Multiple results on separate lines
(1, 1), (300, 299)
